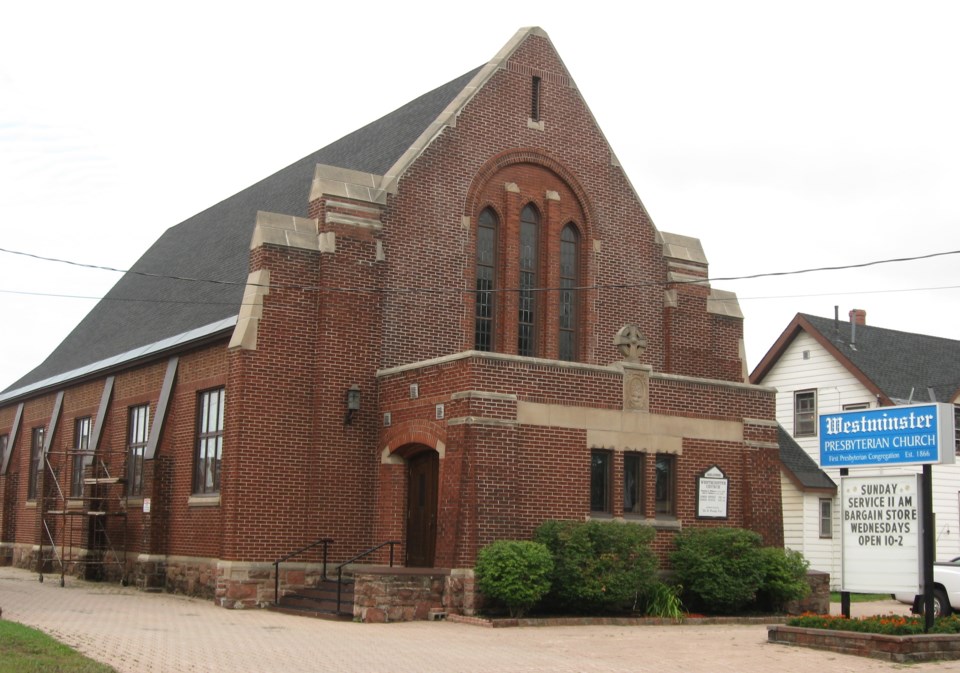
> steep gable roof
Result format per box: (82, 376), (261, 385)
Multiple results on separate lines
(751, 312), (960, 404)
(2, 63), (484, 399)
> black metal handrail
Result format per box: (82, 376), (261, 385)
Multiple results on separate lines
(335, 540), (400, 614)
(273, 537), (333, 604)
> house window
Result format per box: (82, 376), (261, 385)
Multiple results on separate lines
(842, 402), (870, 411)
(70, 417), (93, 498)
(194, 387), (225, 495)
(27, 427), (44, 501)
(655, 453), (676, 517)
(518, 205), (540, 357)
(474, 208), (498, 351)
(955, 406), (959, 455)
(126, 405), (150, 497)
(623, 453), (644, 515)
(559, 224), (579, 361)
(590, 450), (611, 514)
(819, 498), (833, 538)
(794, 390), (817, 437)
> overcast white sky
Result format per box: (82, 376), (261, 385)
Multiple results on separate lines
(2, 1), (958, 391)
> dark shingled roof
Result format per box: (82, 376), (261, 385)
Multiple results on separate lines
(778, 425), (836, 492)
(801, 313), (960, 404)
(5, 66), (484, 395)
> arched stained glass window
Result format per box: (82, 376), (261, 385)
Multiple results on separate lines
(559, 224), (579, 361)
(474, 208), (497, 351)
(518, 205), (539, 357)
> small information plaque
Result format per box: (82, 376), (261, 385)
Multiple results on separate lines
(696, 466), (728, 519)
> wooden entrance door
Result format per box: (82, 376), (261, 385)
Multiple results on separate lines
(406, 451), (438, 567)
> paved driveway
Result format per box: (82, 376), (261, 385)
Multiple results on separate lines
(0, 567), (953, 673)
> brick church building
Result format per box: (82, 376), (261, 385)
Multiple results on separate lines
(0, 27), (782, 616)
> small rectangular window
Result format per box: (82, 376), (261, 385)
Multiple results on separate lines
(126, 405), (150, 496)
(623, 453), (644, 515)
(194, 387), (225, 495)
(819, 498), (833, 538)
(794, 390), (817, 437)
(655, 454), (676, 517)
(27, 427), (44, 501)
(590, 450), (611, 514)
(71, 417), (93, 498)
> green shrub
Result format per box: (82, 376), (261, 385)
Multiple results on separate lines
(756, 546), (810, 612)
(670, 527), (765, 614)
(475, 540), (553, 617)
(534, 519), (658, 612)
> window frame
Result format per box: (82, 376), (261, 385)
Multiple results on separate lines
(623, 452), (644, 516)
(819, 498), (833, 538)
(27, 426), (44, 501)
(474, 207), (498, 352)
(590, 449), (612, 515)
(126, 405), (150, 497)
(558, 223), (579, 362)
(517, 204), (540, 357)
(794, 390), (817, 437)
(194, 387), (225, 496)
(655, 453), (676, 518)
(70, 416), (93, 498)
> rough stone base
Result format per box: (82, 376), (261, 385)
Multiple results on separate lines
(354, 567), (451, 622)
(785, 569), (830, 615)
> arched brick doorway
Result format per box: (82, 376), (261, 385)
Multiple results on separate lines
(405, 450), (439, 567)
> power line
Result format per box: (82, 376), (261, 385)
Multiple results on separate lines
(0, 245), (958, 298)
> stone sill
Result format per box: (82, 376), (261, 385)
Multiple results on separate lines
(768, 625), (960, 662)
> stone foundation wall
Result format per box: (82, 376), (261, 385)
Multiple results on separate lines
(353, 568), (450, 622)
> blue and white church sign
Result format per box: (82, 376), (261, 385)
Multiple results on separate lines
(820, 403), (955, 468)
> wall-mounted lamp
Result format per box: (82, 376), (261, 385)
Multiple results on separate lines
(345, 384), (361, 425)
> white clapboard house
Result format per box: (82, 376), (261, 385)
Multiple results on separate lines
(751, 309), (960, 589)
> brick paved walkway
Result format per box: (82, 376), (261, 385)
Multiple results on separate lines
(0, 566), (954, 673)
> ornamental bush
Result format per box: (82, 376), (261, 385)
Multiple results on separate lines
(756, 546), (810, 612)
(670, 527), (765, 614)
(474, 540), (553, 618)
(534, 519), (658, 612)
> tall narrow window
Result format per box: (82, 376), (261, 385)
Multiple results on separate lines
(794, 390), (817, 437)
(0, 434), (8, 475)
(623, 453), (644, 515)
(27, 427), (44, 500)
(126, 405), (150, 496)
(195, 387), (225, 495)
(655, 453), (676, 517)
(559, 224), (579, 361)
(819, 498), (833, 538)
(531, 76), (542, 121)
(71, 417), (92, 498)
(518, 205), (539, 357)
(475, 208), (497, 351)
(590, 450), (611, 514)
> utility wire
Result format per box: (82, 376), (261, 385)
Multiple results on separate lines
(0, 246), (958, 298)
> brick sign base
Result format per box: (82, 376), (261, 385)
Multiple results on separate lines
(768, 625), (960, 662)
